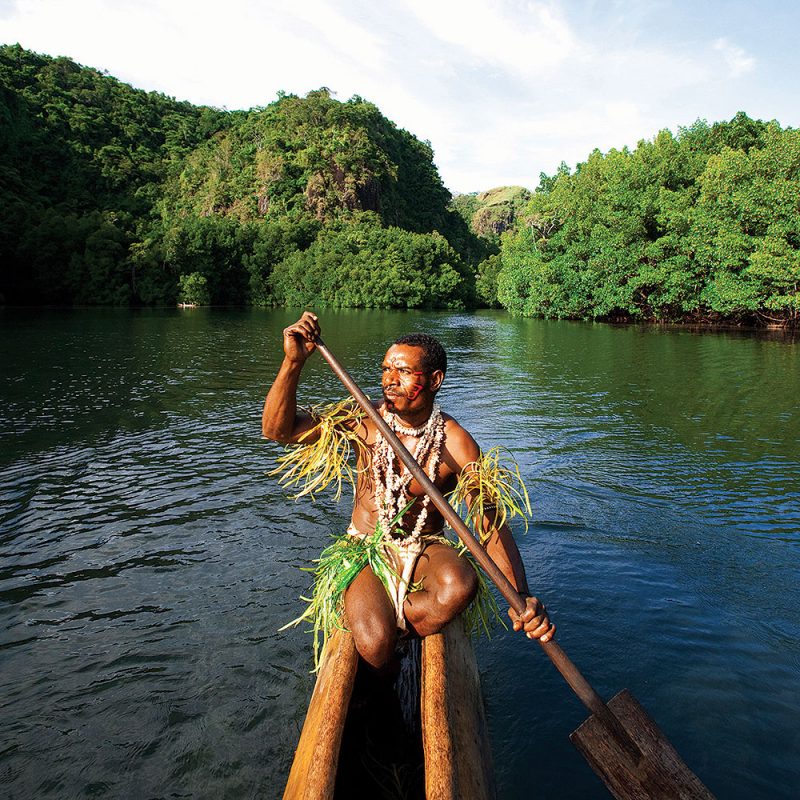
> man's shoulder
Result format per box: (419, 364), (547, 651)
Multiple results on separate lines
(442, 412), (480, 464)
(441, 410), (472, 436)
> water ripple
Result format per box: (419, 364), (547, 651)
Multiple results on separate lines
(1, 308), (798, 799)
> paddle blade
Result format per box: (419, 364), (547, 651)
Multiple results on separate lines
(570, 689), (715, 800)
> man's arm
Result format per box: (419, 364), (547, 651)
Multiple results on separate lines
(262, 312), (322, 444)
(483, 523), (555, 642)
(448, 427), (556, 643)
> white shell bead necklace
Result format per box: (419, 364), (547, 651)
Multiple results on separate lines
(373, 403), (444, 540)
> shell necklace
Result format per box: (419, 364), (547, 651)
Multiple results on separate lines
(373, 403), (444, 539)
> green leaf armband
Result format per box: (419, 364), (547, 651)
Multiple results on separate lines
(449, 446), (532, 544)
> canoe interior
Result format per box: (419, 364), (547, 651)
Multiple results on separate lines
(283, 618), (495, 800)
(335, 650), (426, 798)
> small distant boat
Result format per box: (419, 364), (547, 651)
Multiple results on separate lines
(283, 618), (495, 799)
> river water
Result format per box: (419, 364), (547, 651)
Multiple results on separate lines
(1, 308), (798, 799)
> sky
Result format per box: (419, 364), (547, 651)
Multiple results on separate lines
(2, 0), (799, 193)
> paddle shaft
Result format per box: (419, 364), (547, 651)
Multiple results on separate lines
(314, 337), (631, 740)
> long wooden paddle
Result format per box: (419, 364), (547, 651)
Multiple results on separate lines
(313, 336), (715, 800)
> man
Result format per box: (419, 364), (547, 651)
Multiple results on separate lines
(263, 311), (555, 672)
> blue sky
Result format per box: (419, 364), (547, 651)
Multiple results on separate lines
(2, 0), (798, 192)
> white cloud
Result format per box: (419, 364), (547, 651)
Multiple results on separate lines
(0, 1), (789, 191)
(404, 0), (578, 76)
(440, 99), (661, 191)
(288, 1), (390, 80)
(713, 37), (756, 78)
(0, 0), (19, 20)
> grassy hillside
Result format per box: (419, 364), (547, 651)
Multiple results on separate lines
(450, 185), (531, 239)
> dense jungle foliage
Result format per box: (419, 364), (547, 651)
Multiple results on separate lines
(451, 186), (531, 306)
(0, 45), (484, 309)
(1, 45), (797, 325)
(495, 115), (800, 325)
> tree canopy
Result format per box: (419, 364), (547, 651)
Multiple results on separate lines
(2, 46), (797, 326)
(0, 46), (477, 309)
(492, 114), (799, 326)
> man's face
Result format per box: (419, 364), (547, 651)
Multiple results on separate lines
(381, 344), (440, 412)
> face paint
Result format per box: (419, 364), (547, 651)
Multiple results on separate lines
(382, 347), (429, 404)
(406, 371), (425, 400)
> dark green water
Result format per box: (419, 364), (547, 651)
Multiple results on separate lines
(1, 308), (798, 799)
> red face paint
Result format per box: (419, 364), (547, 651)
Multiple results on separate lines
(382, 349), (428, 404)
(406, 371), (425, 400)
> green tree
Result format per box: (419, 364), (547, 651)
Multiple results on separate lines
(160, 215), (255, 305)
(0, 44), (226, 305)
(178, 272), (210, 305)
(689, 125), (800, 323)
(269, 216), (470, 309)
(496, 113), (798, 326)
(475, 253), (503, 307)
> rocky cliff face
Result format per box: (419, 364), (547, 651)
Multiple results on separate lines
(450, 185), (531, 240)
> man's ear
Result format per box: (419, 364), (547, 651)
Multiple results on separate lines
(430, 369), (445, 392)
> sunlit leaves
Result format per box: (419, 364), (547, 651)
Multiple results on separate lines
(268, 216), (469, 310)
(496, 115), (800, 325)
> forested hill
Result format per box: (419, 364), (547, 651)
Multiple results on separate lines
(0, 45), (229, 305)
(1, 45), (797, 326)
(0, 45), (483, 308)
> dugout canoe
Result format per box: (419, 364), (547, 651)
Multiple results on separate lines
(283, 618), (496, 799)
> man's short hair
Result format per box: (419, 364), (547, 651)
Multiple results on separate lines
(393, 333), (447, 374)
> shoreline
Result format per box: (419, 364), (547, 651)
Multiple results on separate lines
(1, 303), (797, 336)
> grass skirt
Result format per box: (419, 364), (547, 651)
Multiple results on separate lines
(282, 524), (502, 670)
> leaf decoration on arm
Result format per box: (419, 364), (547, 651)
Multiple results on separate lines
(270, 398), (369, 501)
(449, 446), (532, 544)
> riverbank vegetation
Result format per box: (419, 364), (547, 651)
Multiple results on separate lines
(496, 115), (800, 327)
(1, 45), (797, 326)
(0, 45), (485, 310)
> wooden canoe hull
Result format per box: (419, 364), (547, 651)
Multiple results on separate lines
(282, 627), (358, 799)
(283, 619), (495, 799)
(421, 619), (495, 799)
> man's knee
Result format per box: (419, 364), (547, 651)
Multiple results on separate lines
(435, 559), (478, 612)
(349, 614), (396, 670)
